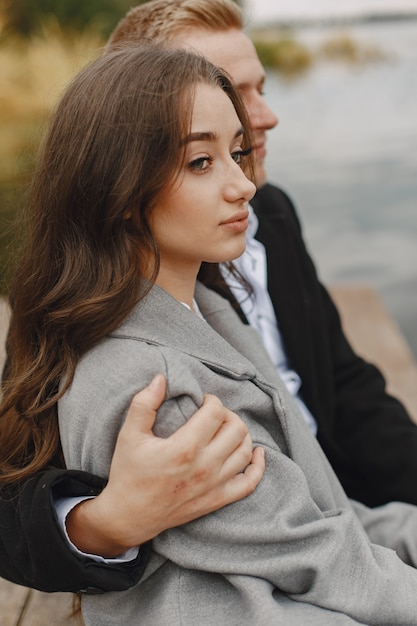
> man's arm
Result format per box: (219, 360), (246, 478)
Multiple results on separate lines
(0, 375), (263, 592)
(0, 469), (146, 593)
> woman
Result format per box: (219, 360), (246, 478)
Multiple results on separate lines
(2, 45), (417, 625)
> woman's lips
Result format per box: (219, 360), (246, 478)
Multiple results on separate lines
(220, 211), (249, 233)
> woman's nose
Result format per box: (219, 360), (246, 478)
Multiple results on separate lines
(224, 162), (257, 203)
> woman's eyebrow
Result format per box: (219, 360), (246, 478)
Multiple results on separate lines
(181, 126), (244, 146)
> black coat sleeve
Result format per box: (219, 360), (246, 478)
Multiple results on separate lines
(0, 469), (151, 593)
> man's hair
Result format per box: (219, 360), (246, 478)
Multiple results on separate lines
(106, 0), (243, 52)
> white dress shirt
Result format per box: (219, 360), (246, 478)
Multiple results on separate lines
(221, 205), (317, 435)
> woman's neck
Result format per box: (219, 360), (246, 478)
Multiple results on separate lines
(154, 263), (199, 311)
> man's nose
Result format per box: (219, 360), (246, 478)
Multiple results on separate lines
(249, 94), (279, 132)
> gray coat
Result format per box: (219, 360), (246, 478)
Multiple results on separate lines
(59, 283), (417, 625)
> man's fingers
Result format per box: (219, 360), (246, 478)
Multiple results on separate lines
(216, 432), (253, 478)
(188, 446), (266, 520)
(223, 446), (265, 502)
(173, 394), (247, 449)
(122, 374), (167, 435)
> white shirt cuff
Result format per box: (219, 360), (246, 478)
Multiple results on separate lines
(55, 496), (140, 563)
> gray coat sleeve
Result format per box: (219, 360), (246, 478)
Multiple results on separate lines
(351, 498), (417, 564)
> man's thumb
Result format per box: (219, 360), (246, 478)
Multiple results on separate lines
(124, 374), (167, 434)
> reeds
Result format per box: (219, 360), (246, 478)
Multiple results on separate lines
(0, 18), (104, 184)
(0, 19), (104, 292)
(252, 28), (388, 79)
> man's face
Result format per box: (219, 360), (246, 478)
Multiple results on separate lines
(178, 27), (279, 187)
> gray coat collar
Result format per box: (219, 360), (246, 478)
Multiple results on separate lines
(110, 282), (277, 384)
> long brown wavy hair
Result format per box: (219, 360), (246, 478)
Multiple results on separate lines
(0, 45), (253, 485)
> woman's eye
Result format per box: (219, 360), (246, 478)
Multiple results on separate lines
(189, 156), (212, 172)
(231, 146), (253, 165)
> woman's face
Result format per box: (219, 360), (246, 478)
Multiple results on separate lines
(150, 82), (256, 279)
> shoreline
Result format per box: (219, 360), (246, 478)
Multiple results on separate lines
(249, 13), (417, 30)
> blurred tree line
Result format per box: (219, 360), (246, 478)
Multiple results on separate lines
(3, 0), (242, 37)
(3, 0), (147, 37)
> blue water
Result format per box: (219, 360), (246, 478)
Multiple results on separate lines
(264, 19), (417, 355)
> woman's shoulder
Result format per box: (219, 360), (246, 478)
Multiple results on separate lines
(71, 335), (169, 398)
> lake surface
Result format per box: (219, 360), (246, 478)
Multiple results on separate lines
(263, 18), (417, 356)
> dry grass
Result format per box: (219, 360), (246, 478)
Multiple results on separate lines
(0, 19), (104, 183)
(0, 18), (105, 292)
(319, 34), (389, 64)
(251, 28), (388, 80)
(253, 34), (312, 78)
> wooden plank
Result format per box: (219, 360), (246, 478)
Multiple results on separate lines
(330, 285), (417, 424)
(0, 579), (81, 626)
(0, 578), (30, 626)
(18, 590), (81, 626)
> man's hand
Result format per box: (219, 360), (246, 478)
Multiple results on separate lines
(66, 374), (265, 557)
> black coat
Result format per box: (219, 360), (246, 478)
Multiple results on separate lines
(251, 185), (417, 506)
(1, 183), (416, 593)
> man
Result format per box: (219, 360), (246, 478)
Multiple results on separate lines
(1, 0), (417, 594)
